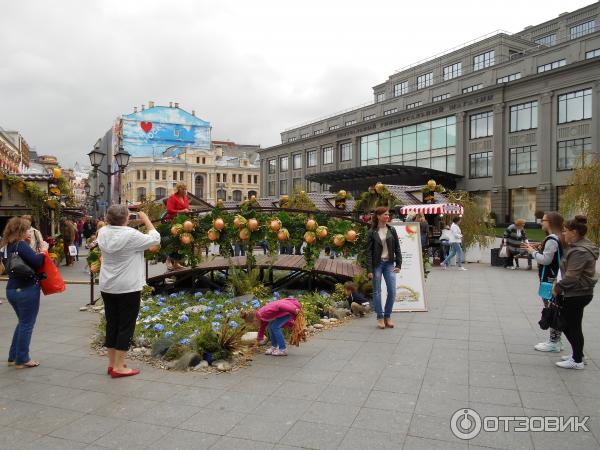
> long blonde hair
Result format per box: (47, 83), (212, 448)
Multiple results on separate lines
(1, 217), (30, 248)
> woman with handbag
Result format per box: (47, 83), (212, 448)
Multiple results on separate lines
(0, 217), (44, 368)
(523, 212), (564, 352)
(551, 216), (598, 370)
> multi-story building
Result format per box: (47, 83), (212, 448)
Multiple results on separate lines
(259, 2), (600, 222)
(0, 127), (30, 173)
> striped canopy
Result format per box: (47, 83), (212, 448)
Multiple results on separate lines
(400, 203), (464, 215)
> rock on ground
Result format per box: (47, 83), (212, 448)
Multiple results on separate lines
(184, 305), (208, 314)
(172, 352), (203, 371)
(151, 337), (173, 358)
(241, 331), (258, 344)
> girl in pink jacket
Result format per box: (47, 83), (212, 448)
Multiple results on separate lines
(242, 297), (301, 356)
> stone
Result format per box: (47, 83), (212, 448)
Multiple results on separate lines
(320, 318), (330, 324)
(307, 326), (315, 332)
(214, 360), (232, 372)
(231, 293), (255, 304)
(328, 306), (350, 320)
(151, 336), (173, 358)
(194, 360), (209, 370)
(184, 305), (208, 314)
(334, 301), (347, 309)
(329, 318), (339, 323)
(79, 306), (88, 311)
(313, 323), (324, 329)
(94, 297), (104, 306)
(172, 352), (203, 371)
(132, 347), (143, 354)
(134, 336), (150, 347)
(241, 331), (258, 344)
(92, 305), (104, 312)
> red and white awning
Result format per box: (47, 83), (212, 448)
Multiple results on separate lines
(400, 203), (464, 215)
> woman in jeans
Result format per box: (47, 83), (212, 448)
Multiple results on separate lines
(440, 216), (467, 271)
(97, 205), (160, 378)
(366, 207), (402, 329)
(1, 217), (44, 368)
(552, 216), (598, 370)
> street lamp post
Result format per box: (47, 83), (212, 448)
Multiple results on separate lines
(87, 142), (130, 207)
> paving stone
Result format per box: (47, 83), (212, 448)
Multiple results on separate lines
(178, 408), (246, 435)
(145, 429), (220, 450)
(300, 401), (360, 427)
(280, 420), (348, 450)
(49, 414), (121, 443)
(338, 427), (405, 449)
(93, 420), (171, 449)
(228, 415), (294, 443)
(352, 407), (412, 434)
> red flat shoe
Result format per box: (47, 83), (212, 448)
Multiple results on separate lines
(107, 364), (126, 375)
(110, 369), (140, 378)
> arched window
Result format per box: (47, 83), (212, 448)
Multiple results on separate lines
(155, 187), (167, 199)
(233, 190), (242, 202)
(217, 189), (226, 200)
(247, 190), (257, 199)
(137, 187), (147, 202)
(195, 175), (204, 199)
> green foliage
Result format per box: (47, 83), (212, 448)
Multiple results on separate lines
(330, 283), (347, 305)
(164, 344), (186, 361)
(227, 267), (261, 296)
(252, 283), (271, 299)
(352, 273), (372, 295)
(353, 183), (401, 213)
(195, 328), (220, 353)
(298, 291), (333, 325)
(139, 198), (166, 221)
(217, 320), (247, 355)
(446, 191), (495, 250)
(287, 190), (316, 210)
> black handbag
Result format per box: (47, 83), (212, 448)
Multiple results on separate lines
(3, 242), (37, 281)
(538, 296), (564, 331)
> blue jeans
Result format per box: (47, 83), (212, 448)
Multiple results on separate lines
(372, 261), (396, 320)
(442, 243), (464, 267)
(6, 284), (41, 364)
(268, 314), (290, 350)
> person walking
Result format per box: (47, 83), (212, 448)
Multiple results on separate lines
(503, 219), (533, 270)
(97, 205), (160, 377)
(60, 218), (77, 266)
(1, 217), (45, 368)
(440, 216), (467, 270)
(552, 216), (598, 369)
(21, 215), (48, 253)
(366, 207), (402, 329)
(523, 212), (564, 353)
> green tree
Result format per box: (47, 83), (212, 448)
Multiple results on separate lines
(446, 191), (495, 250)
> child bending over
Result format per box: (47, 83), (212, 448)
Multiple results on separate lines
(344, 281), (370, 317)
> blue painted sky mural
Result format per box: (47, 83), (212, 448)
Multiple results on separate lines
(120, 106), (211, 157)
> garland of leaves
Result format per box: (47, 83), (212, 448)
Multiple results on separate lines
(353, 182), (401, 213)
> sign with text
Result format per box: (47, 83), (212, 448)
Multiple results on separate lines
(379, 221), (428, 312)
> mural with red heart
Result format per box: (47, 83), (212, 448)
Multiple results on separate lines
(140, 121), (153, 133)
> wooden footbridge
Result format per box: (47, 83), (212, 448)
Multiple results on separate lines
(147, 254), (365, 291)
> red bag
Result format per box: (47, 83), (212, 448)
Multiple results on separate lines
(38, 251), (65, 295)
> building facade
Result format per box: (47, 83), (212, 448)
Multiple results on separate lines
(0, 127), (30, 173)
(259, 2), (600, 222)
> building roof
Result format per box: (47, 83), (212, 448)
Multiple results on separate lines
(7, 173), (54, 182)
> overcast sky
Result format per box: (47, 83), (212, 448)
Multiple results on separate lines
(0, 0), (593, 168)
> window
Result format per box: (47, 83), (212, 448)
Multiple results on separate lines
(253, 175), (258, 184)
(279, 156), (288, 172)
(586, 48), (600, 59)
(202, 157), (206, 164)
(314, 129), (323, 135)
(558, 138), (592, 170)
(300, 133), (309, 139)
(558, 89), (592, 123)
(232, 174), (236, 183)
(535, 34), (556, 46)
(247, 175), (252, 183)
(394, 81), (408, 97)
(340, 143), (352, 162)
(217, 189), (227, 200)
(360, 115), (457, 173)
(497, 72), (521, 84)
(305, 181), (317, 193)
(443, 62), (462, 81)
(376, 92), (385, 102)
(384, 108), (397, 116)
(509, 145), (537, 175)
(364, 114), (376, 121)
(162, 170), (166, 180)
(155, 170), (160, 180)
(268, 159), (276, 174)
(292, 178), (303, 192)
(180, 171), (184, 181)
(174, 128), (180, 138)
(196, 157), (200, 164)
(462, 84), (483, 94)
(432, 93), (450, 102)
(173, 171), (177, 180)
(307, 150), (317, 167)
(329, 125), (340, 130)
(137, 187), (146, 202)
(510, 101), (538, 132)
(142, 170), (147, 180)
(216, 173), (221, 182)
(537, 59), (566, 73)
(570, 20), (595, 39)
(267, 181), (275, 196)
(155, 187), (167, 199)
(322, 146), (333, 165)
(417, 72), (433, 89)
(406, 101), (422, 110)
(233, 190), (242, 202)
(473, 50), (495, 71)
(293, 153), (302, 170)
(223, 173), (227, 182)
(136, 170), (140, 180)
(469, 152), (493, 178)
(345, 120), (356, 126)
(279, 179), (288, 195)
(288, 136), (297, 142)
(470, 111), (493, 139)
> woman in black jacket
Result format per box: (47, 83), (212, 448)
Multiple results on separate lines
(366, 207), (402, 329)
(1, 217), (44, 368)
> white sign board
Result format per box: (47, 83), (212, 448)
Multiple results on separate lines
(379, 221), (428, 312)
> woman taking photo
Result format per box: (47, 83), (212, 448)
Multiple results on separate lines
(366, 207), (402, 329)
(1, 217), (44, 368)
(552, 216), (598, 370)
(97, 205), (160, 377)
(523, 211), (564, 353)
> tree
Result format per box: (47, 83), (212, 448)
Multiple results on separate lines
(559, 155), (600, 244)
(446, 191), (495, 250)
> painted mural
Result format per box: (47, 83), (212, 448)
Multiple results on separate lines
(120, 106), (211, 157)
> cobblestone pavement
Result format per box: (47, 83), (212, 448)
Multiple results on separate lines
(0, 262), (599, 449)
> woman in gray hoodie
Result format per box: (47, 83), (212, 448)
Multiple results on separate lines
(552, 216), (598, 370)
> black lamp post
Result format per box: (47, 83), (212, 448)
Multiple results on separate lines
(87, 142), (130, 206)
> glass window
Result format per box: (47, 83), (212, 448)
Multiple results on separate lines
(155, 170), (160, 180)
(306, 150), (317, 167)
(586, 49), (600, 59)
(557, 138), (592, 170)
(279, 156), (288, 172)
(417, 72), (433, 89)
(394, 81), (408, 97)
(364, 114), (376, 121)
(300, 133), (309, 139)
(473, 50), (495, 71)
(162, 170), (166, 180)
(292, 153), (302, 170)
(292, 178), (303, 192)
(497, 73), (521, 84)
(510, 101), (538, 132)
(510, 188), (537, 222)
(314, 129), (323, 135)
(469, 152), (493, 178)
(340, 143), (352, 161)
(267, 181), (275, 196)
(462, 84), (482, 94)
(329, 125), (340, 131)
(288, 137), (297, 142)
(470, 111), (493, 139)
(322, 147), (334, 165)
(383, 108), (397, 116)
(232, 190), (242, 202)
(406, 101), (422, 110)
(432, 93), (450, 102)
(223, 173), (227, 182)
(570, 20), (595, 39)
(279, 179), (288, 195)
(345, 120), (356, 126)
(443, 62), (462, 81)
(537, 59), (566, 73)
(268, 159), (276, 174)
(534, 34), (557, 46)
(509, 145), (537, 175)
(376, 92), (385, 102)
(558, 89), (592, 124)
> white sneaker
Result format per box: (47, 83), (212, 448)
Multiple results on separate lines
(556, 358), (584, 370)
(458, 267), (468, 271)
(534, 341), (563, 352)
(561, 355), (587, 365)
(264, 347), (276, 355)
(508, 266), (516, 270)
(440, 263), (447, 270)
(272, 348), (288, 356)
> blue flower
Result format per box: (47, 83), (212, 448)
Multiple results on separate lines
(211, 321), (220, 331)
(172, 322), (180, 328)
(208, 300), (214, 306)
(215, 304), (223, 311)
(141, 305), (150, 312)
(170, 293), (178, 298)
(228, 321), (238, 329)
(273, 291), (281, 299)
(165, 331), (174, 337)
(225, 299), (233, 305)
(153, 323), (164, 332)
(144, 324), (151, 329)
(251, 299), (261, 308)
(194, 291), (203, 298)
(179, 338), (191, 345)
(199, 315), (207, 322)
(242, 301), (248, 307)
(214, 313), (223, 321)
(160, 307), (169, 314)
(214, 290), (221, 295)
(179, 314), (189, 323)
(205, 307), (213, 313)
